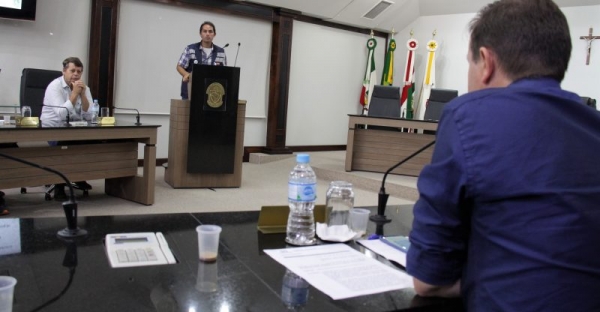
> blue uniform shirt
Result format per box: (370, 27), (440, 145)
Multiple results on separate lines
(407, 78), (600, 311)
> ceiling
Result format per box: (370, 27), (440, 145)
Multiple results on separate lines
(237, 0), (600, 33)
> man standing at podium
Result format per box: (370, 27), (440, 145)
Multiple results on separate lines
(176, 21), (227, 100)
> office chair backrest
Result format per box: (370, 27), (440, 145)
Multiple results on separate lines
(20, 68), (62, 117)
(424, 88), (458, 121)
(368, 85), (400, 118)
(581, 96), (597, 109)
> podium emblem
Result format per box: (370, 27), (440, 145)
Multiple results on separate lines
(206, 82), (225, 108)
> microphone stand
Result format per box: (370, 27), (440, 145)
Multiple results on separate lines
(113, 107), (142, 125)
(371, 140), (436, 224)
(234, 42), (241, 67)
(0, 152), (87, 238)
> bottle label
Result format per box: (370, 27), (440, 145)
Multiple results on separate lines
(288, 182), (316, 202)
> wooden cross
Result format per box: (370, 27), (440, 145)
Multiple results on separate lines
(580, 27), (600, 65)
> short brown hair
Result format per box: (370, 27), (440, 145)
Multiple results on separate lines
(199, 21), (216, 34)
(62, 57), (84, 70)
(469, 0), (571, 82)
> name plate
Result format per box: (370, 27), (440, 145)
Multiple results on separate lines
(99, 117), (115, 125)
(70, 121), (89, 127)
(16, 116), (39, 127)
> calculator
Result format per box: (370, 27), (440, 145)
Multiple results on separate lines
(105, 232), (177, 268)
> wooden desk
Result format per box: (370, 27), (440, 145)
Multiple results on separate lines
(345, 115), (437, 176)
(0, 123), (159, 205)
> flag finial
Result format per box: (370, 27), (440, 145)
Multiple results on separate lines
(432, 29), (437, 38)
(391, 28), (397, 38)
(370, 30), (374, 38)
(410, 29), (414, 38)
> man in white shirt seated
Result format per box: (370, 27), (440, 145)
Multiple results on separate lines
(41, 57), (93, 200)
(41, 57), (92, 127)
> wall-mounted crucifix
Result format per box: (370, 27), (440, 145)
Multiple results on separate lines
(580, 27), (600, 65)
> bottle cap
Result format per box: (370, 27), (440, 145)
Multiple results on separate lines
(296, 154), (310, 163)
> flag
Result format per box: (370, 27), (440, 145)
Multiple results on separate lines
(359, 38), (377, 113)
(381, 38), (396, 86)
(415, 39), (438, 120)
(400, 38), (418, 120)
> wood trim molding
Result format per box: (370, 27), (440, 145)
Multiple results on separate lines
(264, 10), (294, 155)
(88, 0), (119, 109)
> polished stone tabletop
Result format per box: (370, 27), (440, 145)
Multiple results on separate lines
(0, 207), (462, 312)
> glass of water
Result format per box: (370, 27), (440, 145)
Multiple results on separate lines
(325, 181), (355, 228)
(21, 106), (32, 118)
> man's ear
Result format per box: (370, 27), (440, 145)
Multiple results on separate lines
(479, 47), (496, 85)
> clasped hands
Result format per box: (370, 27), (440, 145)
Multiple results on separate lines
(71, 80), (87, 94)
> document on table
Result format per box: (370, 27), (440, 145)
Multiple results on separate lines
(264, 244), (413, 300)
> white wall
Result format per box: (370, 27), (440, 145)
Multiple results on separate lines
(0, 0), (91, 107)
(115, 0), (272, 157)
(287, 21), (386, 146)
(397, 5), (600, 104)
(2, 1), (597, 159)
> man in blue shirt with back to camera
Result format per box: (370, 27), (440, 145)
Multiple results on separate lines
(406, 0), (600, 311)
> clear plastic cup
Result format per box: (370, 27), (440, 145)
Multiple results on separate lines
(349, 208), (370, 237)
(0, 276), (17, 312)
(196, 225), (221, 262)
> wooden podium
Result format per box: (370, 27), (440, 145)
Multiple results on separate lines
(165, 99), (246, 188)
(165, 64), (245, 188)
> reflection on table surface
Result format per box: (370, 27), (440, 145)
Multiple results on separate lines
(0, 209), (463, 312)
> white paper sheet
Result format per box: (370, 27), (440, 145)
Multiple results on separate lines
(264, 244), (413, 300)
(357, 239), (408, 268)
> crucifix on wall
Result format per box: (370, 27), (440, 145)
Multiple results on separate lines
(580, 27), (600, 65)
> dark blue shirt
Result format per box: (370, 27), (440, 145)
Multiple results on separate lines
(407, 78), (600, 311)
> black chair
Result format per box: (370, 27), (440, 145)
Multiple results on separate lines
(20, 68), (62, 118)
(422, 89), (458, 135)
(581, 97), (597, 109)
(19, 68), (89, 200)
(368, 85), (401, 118)
(424, 88), (458, 121)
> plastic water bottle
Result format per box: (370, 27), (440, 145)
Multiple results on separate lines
(285, 154), (317, 246)
(91, 99), (100, 124)
(281, 269), (309, 310)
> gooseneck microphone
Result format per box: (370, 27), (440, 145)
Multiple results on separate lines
(223, 43), (229, 48)
(0, 152), (87, 238)
(371, 140), (436, 223)
(234, 42), (241, 67)
(44, 105), (71, 126)
(113, 106), (142, 125)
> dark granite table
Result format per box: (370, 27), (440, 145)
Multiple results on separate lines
(0, 207), (463, 311)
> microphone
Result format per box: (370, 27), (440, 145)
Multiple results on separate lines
(0, 152), (87, 238)
(44, 105), (71, 126)
(223, 43), (229, 48)
(234, 42), (241, 67)
(371, 140), (436, 224)
(113, 106), (142, 125)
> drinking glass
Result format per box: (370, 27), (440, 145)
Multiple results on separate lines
(100, 107), (110, 117)
(21, 106), (32, 118)
(325, 181), (355, 228)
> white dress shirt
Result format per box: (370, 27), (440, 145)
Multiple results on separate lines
(41, 76), (93, 127)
